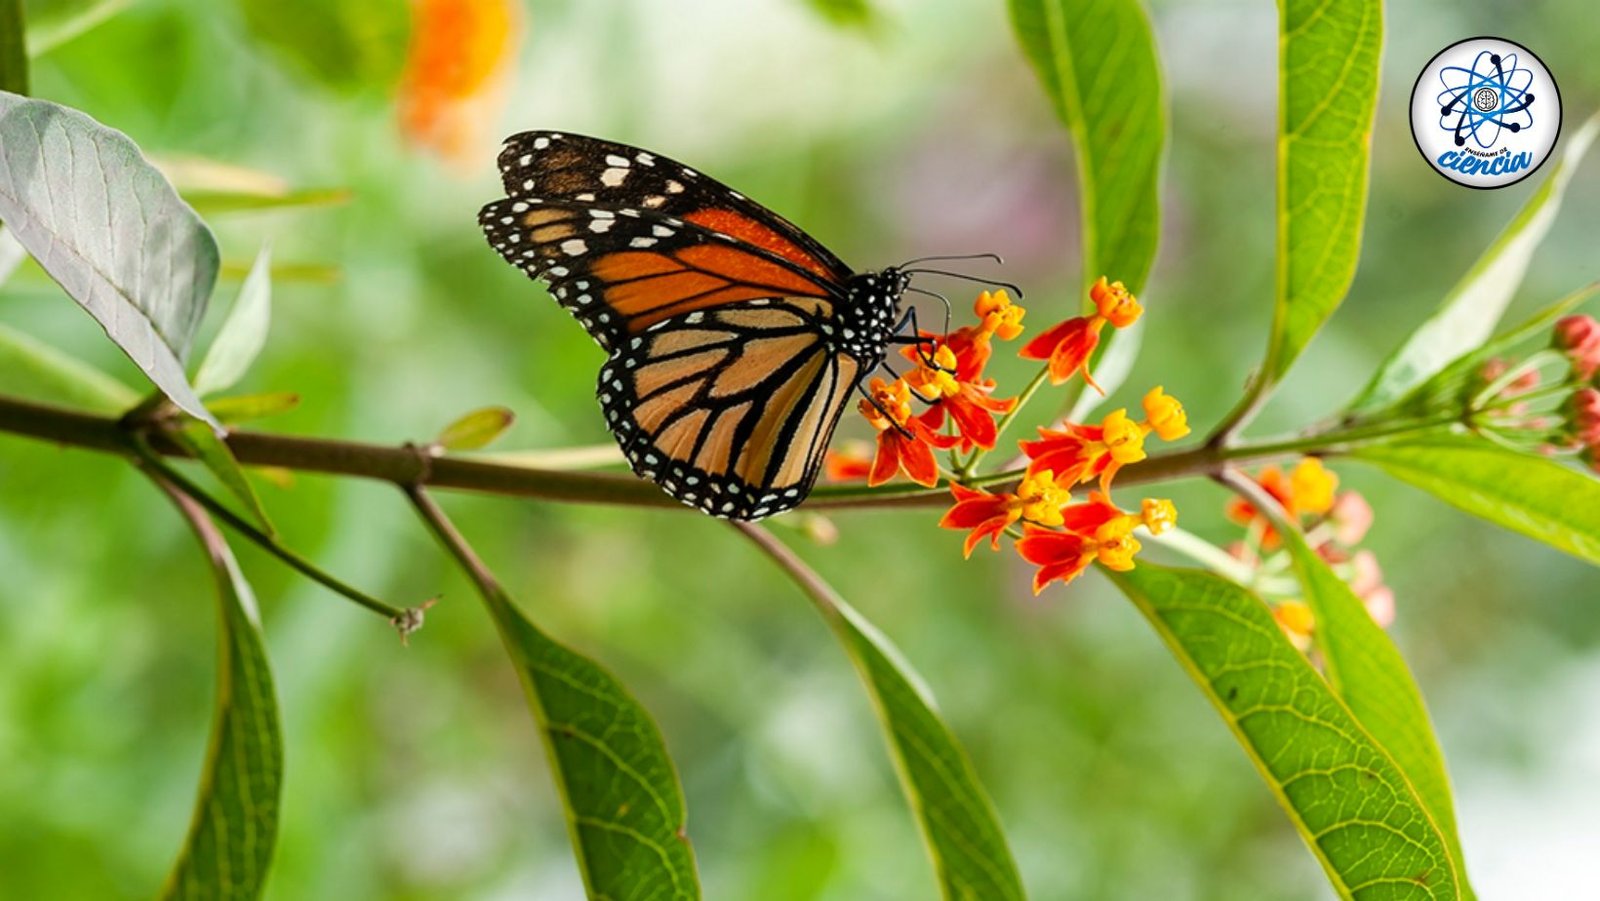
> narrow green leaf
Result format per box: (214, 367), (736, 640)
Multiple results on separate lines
(435, 406), (515, 452)
(1276, 525), (1471, 893)
(0, 92), (221, 429)
(1263, 0), (1383, 381)
(1353, 435), (1600, 565)
(183, 187), (352, 216)
(1007, 0), (1164, 294)
(1, 0), (26, 95)
(801, 0), (877, 30)
(207, 392), (301, 425)
(0, 320), (138, 411)
(1110, 563), (1460, 899)
(194, 247), (272, 397)
(1378, 283), (1597, 420)
(158, 489), (283, 901)
(25, 0), (130, 57)
(235, 0), (410, 92)
(169, 423), (275, 536)
(739, 524), (1026, 900)
(1352, 115), (1600, 412)
(483, 584), (700, 898)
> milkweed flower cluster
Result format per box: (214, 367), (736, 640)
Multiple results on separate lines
(1555, 315), (1600, 469)
(1224, 458), (1393, 650)
(831, 280), (1186, 593)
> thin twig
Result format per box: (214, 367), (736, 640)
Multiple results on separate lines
(130, 435), (411, 624)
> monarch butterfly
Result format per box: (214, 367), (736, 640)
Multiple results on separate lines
(479, 131), (1013, 520)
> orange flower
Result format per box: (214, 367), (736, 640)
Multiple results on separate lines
(939, 470), (1071, 557)
(399, 0), (523, 166)
(1018, 277), (1142, 392)
(975, 289), (1026, 341)
(1020, 408), (1148, 493)
(1012, 492), (1173, 593)
(1226, 457), (1338, 527)
(823, 445), (873, 482)
(1016, 518), (1141, 593)
(904, 336), (1017, 452)
(1273, 601), (1315, 651)
(859, 377), (957, 487)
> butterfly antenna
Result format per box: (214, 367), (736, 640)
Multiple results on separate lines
(902, 267), (1025, 300)
(898, 251), (1005, 268)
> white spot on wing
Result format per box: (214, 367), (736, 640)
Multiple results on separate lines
(561, 239), (588, 256)
(601, 168), (629, 187)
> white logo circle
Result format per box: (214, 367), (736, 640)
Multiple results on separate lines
(1410, 37), (1561, 189)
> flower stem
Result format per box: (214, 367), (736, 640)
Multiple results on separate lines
(961, 363), (1052, 476)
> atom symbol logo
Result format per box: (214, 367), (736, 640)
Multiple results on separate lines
(1437, 50), (1535, 149)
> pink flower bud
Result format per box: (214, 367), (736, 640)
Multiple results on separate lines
(1328, 492), (1374, 546)
(1570, 388), (1600, 445)
(1555, 315), (1600, 381)
(1362, 585), (1396, 629)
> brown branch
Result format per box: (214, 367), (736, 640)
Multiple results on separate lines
(0, 392), (1279, 513)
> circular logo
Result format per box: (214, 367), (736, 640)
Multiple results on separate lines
(1410, 37), (1561, 189)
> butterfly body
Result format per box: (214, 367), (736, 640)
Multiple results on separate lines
(479, 131), (916, 520)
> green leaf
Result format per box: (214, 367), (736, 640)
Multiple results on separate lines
(0, 92), (221, 429)
(183, 187), (352, 217)
(159, 491), (283, 901)
(1377, 283), (1597, 420)
(1262, 0), (1382, 382)
(0, 320), (138, 411)
(1276, 525), (1471, 893)
(207, 392), (301, 425)
(194, 247), (272, 397)
(1, 0), (25, 95)
(802, 0), (877, 29)
(738, 524), (1025, 900)
(235, 0), (410, 92)
(169, 422), (276, 536)
(1352, 114), (1600, 412)
(435, 406), (515, 452)
(1007, 0), (1164, 295)
(1353, 435), (1600, 565)
(481, 581), (700, 898)
(1109, 563), (1461, 899)
(24, 0), (130, 57)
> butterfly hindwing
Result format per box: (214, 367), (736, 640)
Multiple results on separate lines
(598, 298), (861, 519)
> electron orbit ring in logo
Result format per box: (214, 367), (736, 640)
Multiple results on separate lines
(1410, 36), (1561, 189)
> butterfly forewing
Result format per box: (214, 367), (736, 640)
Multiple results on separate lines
(495, 131), (853, 286)
(599, 299), (860, 519)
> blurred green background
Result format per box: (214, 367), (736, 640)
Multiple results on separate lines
(3, 0), (1599, 897)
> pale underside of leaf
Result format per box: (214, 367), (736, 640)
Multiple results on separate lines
(194, 246), (272, 397)
(0, 92), (221, 428)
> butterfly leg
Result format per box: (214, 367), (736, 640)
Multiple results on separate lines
(854, 381), (917, 439)
(886, 306), (953, 373)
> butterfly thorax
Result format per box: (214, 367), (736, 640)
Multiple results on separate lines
(831, 268), (909, 365)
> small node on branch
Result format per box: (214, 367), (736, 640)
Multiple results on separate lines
(391, 597), (440, 646)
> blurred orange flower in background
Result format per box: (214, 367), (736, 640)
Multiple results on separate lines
(399, 0), (523, 167)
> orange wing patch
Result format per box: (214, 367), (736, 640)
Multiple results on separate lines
(683, 208), (838, 282)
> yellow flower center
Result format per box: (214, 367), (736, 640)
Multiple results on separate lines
(1100, 409), (1149, 465)
(1090, 277), (1143, 328)
(976, 290), (1027, 341)
(1141, 386), (1191, 441)
(1092, 518), (1141, 570)
(1139, 498), (1178, 535)
(1290, 458), (1338, 516)
(1015, 470), (1071, 526)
